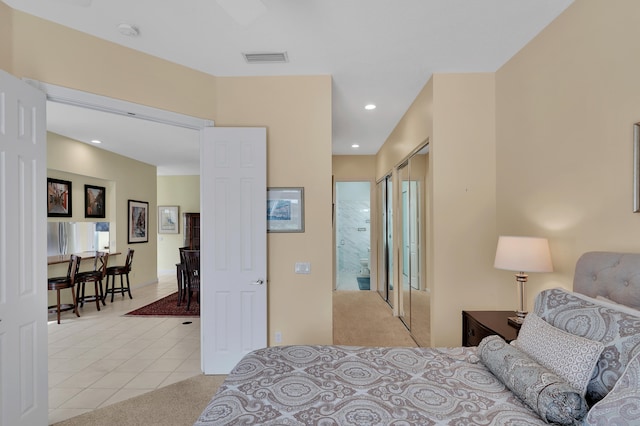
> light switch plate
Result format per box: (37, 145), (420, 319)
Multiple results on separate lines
(295, 262), (311, 274)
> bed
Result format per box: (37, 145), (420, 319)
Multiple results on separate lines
(195, 252), (640, 425)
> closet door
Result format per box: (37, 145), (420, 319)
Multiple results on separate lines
(398, 162), (411, 327)
(377, 176), (393, 305)
(408, 145), (430, 346)
(397, 143), (430, 344)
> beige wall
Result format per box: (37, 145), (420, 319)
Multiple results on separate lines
(10, 12), (216, 120)
(376, 73), (499, 346)
(376, 79), (433, 179)
(47, 133), (158, 290)
(495, 0), (640, 302)
(215, 76), (333, 345)
(377, 0), (640, 347)
(430, 73), (499, 346)
(332, 155), (376, 180)
(157, 175), (200, 273)
(0, 3), (11, 71)
(6, 9), (333, 346)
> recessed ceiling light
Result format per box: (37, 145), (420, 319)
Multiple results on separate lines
(365, 104), (376, 110)
(352, 144), (360, 148)
(91, 139), (102, 144)
(117, 23), (140, 37)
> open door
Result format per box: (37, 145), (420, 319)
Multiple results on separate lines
(200, 127), (267, 374)
(0, 70), (48, 426)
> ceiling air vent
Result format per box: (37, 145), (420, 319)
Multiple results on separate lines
(242, 52), (289, 64)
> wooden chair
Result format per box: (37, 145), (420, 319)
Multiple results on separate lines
(176, 246), (189, 306)
(76, 251), (109, 311)
(47, 255), (80, 324)
(103, 248), (134, 303)
(182, 249), (200, 311)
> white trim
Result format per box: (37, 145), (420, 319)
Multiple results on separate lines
(23, 79), (214, 130)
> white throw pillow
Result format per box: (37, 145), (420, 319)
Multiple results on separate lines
(513, 312), (604, 395)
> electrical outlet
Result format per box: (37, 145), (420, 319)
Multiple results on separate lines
(275, 331), (282, 344)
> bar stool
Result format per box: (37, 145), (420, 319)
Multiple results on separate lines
(47, 255), (80, 324)
(76, 251), (109, 311)
(104, 248), (134, 303)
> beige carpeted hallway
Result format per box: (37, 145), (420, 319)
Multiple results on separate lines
(52, 290), (414, 426)
(333, 290), (417, 347)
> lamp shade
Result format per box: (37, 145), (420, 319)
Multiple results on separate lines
(494, 236), (553, 273)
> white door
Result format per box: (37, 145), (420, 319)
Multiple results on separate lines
(200, 127), (267, 374)
(0, 71), (48, 425)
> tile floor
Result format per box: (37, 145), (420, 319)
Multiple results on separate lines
(48, 274), (201, 425)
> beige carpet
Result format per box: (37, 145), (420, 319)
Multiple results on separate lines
(333, 290), (417, 347)
(52, 374), (226, 426)
(52, 290), (414, 425)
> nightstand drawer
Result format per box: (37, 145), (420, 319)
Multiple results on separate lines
(462, 310), (519, 347)
(463, 313), (494, 346)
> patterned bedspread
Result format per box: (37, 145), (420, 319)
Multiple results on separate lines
(194, 345), (546, 425)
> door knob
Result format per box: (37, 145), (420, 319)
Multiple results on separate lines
(250, 279), (265, 285)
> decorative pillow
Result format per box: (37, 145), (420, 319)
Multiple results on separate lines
(584, 352), (640, 425)
(513, 312), (604, 395)
(534, 288), (640, 405)
(478, 335), (588, 424)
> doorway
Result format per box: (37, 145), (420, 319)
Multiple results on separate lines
(335, 181), (371, 291)
(30, 82), (213, 420)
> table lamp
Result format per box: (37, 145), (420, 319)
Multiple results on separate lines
(494, 236), (553, 324)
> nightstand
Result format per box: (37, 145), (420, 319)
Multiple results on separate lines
(462, 310), (520, 347)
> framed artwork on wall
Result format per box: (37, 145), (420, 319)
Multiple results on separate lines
(158, 205), (179, 234)
(128, 199), (149, 243)
(84, 184), (106, 218)
(47, 178), (72, 217)
(267, 187), (305, 233)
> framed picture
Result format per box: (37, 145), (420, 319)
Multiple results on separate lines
(128, 199), (149, 243)
(267, 187), (305, 233)
(158, 205), (179, 234)
(84, 184), (106, 218)
(47, 178), (72, 217)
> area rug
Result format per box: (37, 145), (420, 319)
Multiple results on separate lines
(125, 292), (200, 317)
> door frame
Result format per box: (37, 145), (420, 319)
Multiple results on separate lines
(332, 179), (377, 292)
(26, 80), (215, 391)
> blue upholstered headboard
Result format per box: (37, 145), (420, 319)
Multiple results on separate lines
(573, 251), (640, 311)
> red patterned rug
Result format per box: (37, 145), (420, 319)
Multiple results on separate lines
(125, 292), (199, 317)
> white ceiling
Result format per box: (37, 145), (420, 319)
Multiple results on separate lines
(5, 0), (574, 175)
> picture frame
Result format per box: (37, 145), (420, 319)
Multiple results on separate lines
(158, 205), (179, 234)
(84, 184), (106, 218)
(47, 178), (72, 217)
(128, 199), (149, 243)
(267, 187), (305, 233)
